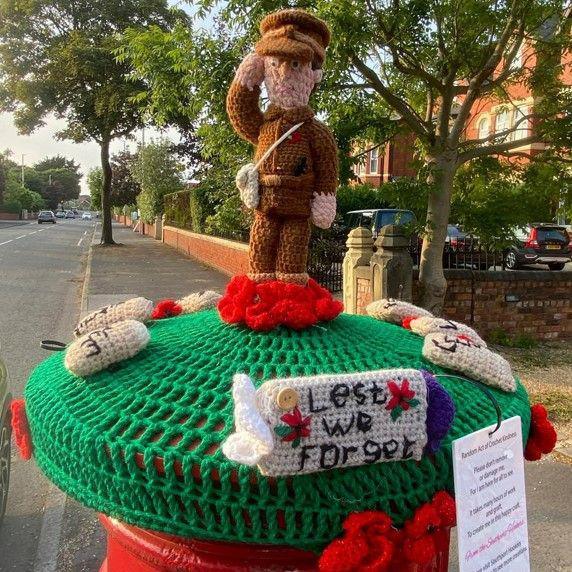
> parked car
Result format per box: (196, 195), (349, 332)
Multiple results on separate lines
(81, 212), (93, 221)
(37, 210), (56, 224)
(504, 224), (572, 271)
(344, 209), (417, 238)
(0, 355), (11, 526)
(55, 211), (66, 219)
(65, 211), (75, 219)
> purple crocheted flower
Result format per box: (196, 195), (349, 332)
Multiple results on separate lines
(422, 370), (455, 454)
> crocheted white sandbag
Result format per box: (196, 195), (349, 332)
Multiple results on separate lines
(366, 298), (433, 324)
(65, 319), (150, 377)
(176, 291), (222, 314)
(410, 316), (487, 347)
(422, 332), (516, 393)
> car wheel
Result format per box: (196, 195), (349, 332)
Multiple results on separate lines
(548, 263), (565, 271)
(0, 412), (10, 524)
(504, 250), (520, 270)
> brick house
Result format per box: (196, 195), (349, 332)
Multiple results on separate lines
(354, 39), (571, 182)
(353, 130), (417, 186)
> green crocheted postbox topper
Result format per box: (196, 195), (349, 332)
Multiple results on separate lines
(24, 311), (531, 551)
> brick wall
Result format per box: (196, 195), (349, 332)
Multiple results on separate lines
(163, 225), (249, 276)
(355, 269), (571, 341)
(0, 212), (20, 220)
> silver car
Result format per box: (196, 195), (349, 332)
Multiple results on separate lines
(0, 356), (10, 525)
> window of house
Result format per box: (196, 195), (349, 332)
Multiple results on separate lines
(513, 106), (529, 141)
(369, 147), (379, 173)
(510, 44), (523, 70)
(477, 117), (490, 142)
(495, 110), (510, 140)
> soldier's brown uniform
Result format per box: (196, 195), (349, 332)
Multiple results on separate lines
(226, 9), (338, 283)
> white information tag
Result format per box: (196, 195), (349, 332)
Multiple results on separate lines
(453, 416), (530, 572)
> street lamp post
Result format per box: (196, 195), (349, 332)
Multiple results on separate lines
(21, 154), (26, 186)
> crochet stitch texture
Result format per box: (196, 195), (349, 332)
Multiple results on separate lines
(24, 310), (530, 550)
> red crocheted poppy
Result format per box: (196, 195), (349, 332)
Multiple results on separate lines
(152, 299), (182, 319)
(11, 398), (33, 460)
(404, 503), (441, 539)
(218, 276), (343, 331)
(431, 491), (457, 527)
(402, 315), (415, 329)
(524, 404), (557, 461)
(319, 533), (369, 572)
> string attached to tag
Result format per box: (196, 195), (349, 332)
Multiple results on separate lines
(40, 340), (67, 352)
(433, 374), (502, 436)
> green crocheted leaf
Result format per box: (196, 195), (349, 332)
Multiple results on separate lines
(390, 406), (403, 421)
(24, 310), (531, 551)
(274, 425), (291, 437)
(408, 398), (420, 408)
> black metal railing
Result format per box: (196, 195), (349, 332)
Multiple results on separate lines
(409, 235), (505, 270)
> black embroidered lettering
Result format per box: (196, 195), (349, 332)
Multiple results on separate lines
(299, 445), (316, 471)
(370, 382), (388, 405)
(308, 388), (328, 413)
(363, 440), (381, 464)
(356, 411), (373, 433)
(382, 439), (399, 459)
(353, 383), (366, 405)
(341, 445), (357, 464)
(330, 383), (350, 408)
(321, 414), (355, 437)
(402, 436), (416, 459)
(319, 444), (340, 469)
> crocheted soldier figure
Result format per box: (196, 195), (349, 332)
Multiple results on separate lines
(227, 9), (338, 285)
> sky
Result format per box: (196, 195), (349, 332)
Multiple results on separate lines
(0, 1), (205, 195)
(1, 113), (174, 194)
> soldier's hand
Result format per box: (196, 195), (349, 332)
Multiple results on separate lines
(311, 193), (337, 229)
(235, 53), (265, 91)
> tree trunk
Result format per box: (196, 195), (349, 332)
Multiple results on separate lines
(418, 152), (457, 314)
(100, 138), (115, 245)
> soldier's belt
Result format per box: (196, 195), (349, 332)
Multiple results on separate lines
(259, 172), (314, 190)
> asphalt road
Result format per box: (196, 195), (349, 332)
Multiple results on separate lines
(0, 218), (104, 572)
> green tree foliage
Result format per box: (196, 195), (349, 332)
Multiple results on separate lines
(87, 168), (104, 212)
(131, 141), (185, 222)
(0, 0), (185, 244)
(124, 0), (570, 311)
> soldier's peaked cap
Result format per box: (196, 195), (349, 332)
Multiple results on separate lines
(255, 9), (331, 68)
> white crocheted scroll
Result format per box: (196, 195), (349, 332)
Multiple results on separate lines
(366, 299), (432, 324)
(422, 333), (516, 393)
(65, 319), (150, 377)
(74, 297), (153, 337)
(222, 369), (429, 477)
(176, 291), (222, 314)
(409, 317), (486, 347)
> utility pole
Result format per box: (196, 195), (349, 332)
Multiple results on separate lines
(21, 154), (26, 186)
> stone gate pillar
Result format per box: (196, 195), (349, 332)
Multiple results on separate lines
(343, 227), (374, 314)
(370, 224), (413, 303)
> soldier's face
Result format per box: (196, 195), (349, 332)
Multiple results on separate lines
(264, 56), (319, 108)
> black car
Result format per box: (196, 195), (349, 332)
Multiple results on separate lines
(0, 357), (11, 526)
(38, 210), (56, 224)
(504, 224), (571, 271)
(344, 209), (416, 238)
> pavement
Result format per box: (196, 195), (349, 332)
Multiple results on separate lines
(0, 220), (570, 571)
(0, 221), (227, 571)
